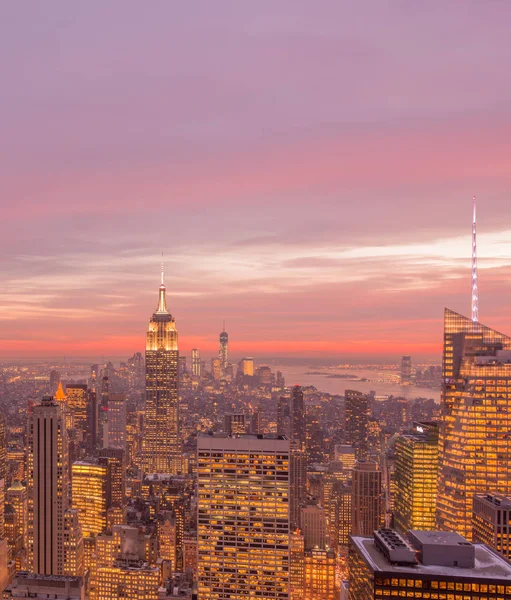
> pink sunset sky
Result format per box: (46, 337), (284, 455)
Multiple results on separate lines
(1, 2), (511, 360)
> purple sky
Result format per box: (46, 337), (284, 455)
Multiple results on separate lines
(2, 2), (511, 359)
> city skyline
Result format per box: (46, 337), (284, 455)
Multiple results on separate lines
(2, 3), (511, 359)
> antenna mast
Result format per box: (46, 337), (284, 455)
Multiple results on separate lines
(471, 196), (479, 323)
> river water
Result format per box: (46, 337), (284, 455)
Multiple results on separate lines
(274, 365), (441, 403)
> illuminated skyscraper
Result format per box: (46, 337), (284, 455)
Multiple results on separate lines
(393, 422), (438, 533)
(191, 348), (201, 379)
(0, 412), (6, 482)
(197, 434), (290, 599)
(351, 460), (383, 536)
(238, 357), (254, 376)
(72, 461), (107, 537)
(289, 385), (307, 528)
(289, 531), (305, 600)
(219, 322), (228, 372)
(211, 357), (222, 380)
(66, 384), (88, 435)
(28, 396), (83, 576)
(345, 390), (369, 459)
(141, 267), (180, 474)
(436, 309), (511, 538)
(6, 480), (28, 570)
(104, 393), (126, 449)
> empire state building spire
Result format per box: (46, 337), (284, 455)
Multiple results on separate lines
(157, 253), (168, 314)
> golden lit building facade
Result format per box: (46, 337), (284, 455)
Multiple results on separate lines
(290, 530), (305, 600)
(345, 390), (369, 460)
(5, 480), (27, 569)
(72, 461), (107, 537)
(94, 560), (160, 600)
(141, 275), (180, 474)
(197, 434), (290, 600)
(304, 548), (338, 600)
(393, 422), (438, 533)
(66, 384), (88, 434)
(437, 309), (511, 538)
(472, 493), (511, 560)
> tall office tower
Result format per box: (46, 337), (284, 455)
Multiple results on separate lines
(191, 348), (201, 379)
(6, 480), (28, 570)
(257, 365), (272, 385)
(335, 482), (352, 553)
(55, 381), (73, 429)
(348, 529), (511, 600)
(334, 445), (357, 474)
(238, 357), (255, 376)
(211, 357), (222, 380)
(104, 393), (126, 449)
(472, 493), (511, 560)
(97, 377), (109, 448)
(351, 460), (383, 536)
(301, 504), (326, 549)
(219, 323), (228, 371)
(141, 270), (180, 474)
(63, 509), (85, 577)
(0, 412), (7, 482)
(304, 548), (338, 600)
(277, 395), (291, 436)
(345, 390), (369, 459)
(393, 421), (438, 533)
(66, 384), (88, 436)
(72, 461), (108, 537)
(86, 388), (98, 452)
(289, 386), (307, 528)
(99, 448), (126, 509)
(436, 309), (511, 538)
(290, 385), (305, 443)
(400, 355), (412, 383)
(0, 478), (6, 590)
(197, 434), (290, 600)
(289, 531), (305, 600)
(28, 395), (71, 575)
(90, 364), (100, 391)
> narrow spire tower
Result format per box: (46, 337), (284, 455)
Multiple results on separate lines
(471, 196), (479, 323)
(141, 259), (180, 474)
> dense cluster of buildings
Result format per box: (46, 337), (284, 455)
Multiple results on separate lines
(1, 258), (511, 599)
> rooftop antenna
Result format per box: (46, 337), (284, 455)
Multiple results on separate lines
(161, 252), (165, 286)
(471, 196), (479, 323)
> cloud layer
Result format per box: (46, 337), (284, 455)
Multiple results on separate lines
(1, 2), (511, 359)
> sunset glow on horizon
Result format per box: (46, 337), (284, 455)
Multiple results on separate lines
(2, 2), (511, 360)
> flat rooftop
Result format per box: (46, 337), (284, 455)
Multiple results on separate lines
(351, 537), (511, 580)
(198, 433), (289, 452)
(475, 493), (511, 508)
(410, 530), (472, 548)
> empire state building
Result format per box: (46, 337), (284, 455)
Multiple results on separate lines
(141, 269), (180, 474)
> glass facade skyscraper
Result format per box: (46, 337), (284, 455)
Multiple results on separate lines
(437, 308), (511, 538)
